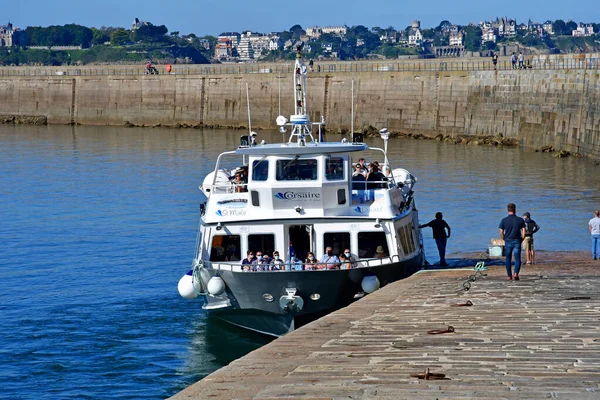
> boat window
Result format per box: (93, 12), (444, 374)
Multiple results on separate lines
(248, 234), (275, 258)
(210, 235), (241, 262)
(398, 223), (416, 255)
(357, 232), (389, 258)
(252, 160), (269, 181)
(276, 159), (317, 181)
(323, 232), (350, 257)
(398, 226), (410, 256)
(325, 157), (344, 180)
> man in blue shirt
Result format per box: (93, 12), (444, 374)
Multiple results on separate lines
(499, 203), (526, 280)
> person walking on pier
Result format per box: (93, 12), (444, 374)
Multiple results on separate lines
(522, 212), (540, 264)
(492, 52), (498, 70)
(518, 53), (524, 69)
(511, 53), (517, 69)
(589, 210), (600, 260)
(419, 212), (451, 266)
(499, 203), (526, 280)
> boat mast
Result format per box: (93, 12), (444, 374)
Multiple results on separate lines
(277, 44), (325, 144)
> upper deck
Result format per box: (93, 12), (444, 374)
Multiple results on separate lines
(201, 141), (415, 224)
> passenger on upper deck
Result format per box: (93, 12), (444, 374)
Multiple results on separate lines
(233, 172), (247, 192)
(367, 164), (387, 189)
(357, 158), (368, 175)
(352, 163), (367, 191)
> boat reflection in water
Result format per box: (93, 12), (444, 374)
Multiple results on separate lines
(177, 47), (424, 337)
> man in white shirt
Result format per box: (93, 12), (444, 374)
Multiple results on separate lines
(589, 210), (600, 260)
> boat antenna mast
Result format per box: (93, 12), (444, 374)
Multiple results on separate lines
(275, 43), (325, 145)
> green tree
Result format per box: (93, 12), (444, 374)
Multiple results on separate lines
(462, 26), (482, 51)
(566, 21), (577, 33)
(482, 41), (497, 50)
(110, 29), (130, 46)
(132, 24), (168, 42)
(436, 20), (452, 32)
(289, 25), (305, 41)
(552, 20), (567, 35)
(91, 28), (109, 45)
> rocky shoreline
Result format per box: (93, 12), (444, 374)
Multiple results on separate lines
(1, 116), (577, 159)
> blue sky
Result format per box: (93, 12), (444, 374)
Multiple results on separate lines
(5, 0), (599, 36)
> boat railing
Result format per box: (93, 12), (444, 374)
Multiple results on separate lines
(204, 255), (402, 272)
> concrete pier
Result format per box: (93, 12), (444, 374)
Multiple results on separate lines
(171, 251), (600, 399)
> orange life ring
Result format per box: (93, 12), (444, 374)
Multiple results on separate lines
(166, 64), (172, 73)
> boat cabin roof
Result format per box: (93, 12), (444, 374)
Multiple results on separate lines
(235, 141), (368, 156)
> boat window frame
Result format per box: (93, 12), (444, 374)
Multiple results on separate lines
(357, 231), (389, 259)
(251, 159), (269, 182)
(209, 234), (241, 262)
(322, 231), (351, 258)
(247, 233), (276, 260)
(275, 157), (318, 181)
(325, 156), (345, 181)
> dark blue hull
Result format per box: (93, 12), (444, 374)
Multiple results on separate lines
(203, 254), (422, 337)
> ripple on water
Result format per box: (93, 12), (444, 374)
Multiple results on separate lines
(1, 125), (599, 399)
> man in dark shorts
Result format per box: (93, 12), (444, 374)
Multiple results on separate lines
(499, 203), (526, 280)
(419, 212), (451, 266)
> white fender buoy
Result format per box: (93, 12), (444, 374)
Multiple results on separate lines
(178, 270), (200, 299)
(361, 275), (380, 294)
(207, 276), (226, 296)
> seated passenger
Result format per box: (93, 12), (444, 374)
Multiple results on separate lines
(233, 173), (247, 192)
(339, 254), (350, 269)
(319, 246), (340, 270)
(251, 251), (269, 271)
(375, 245), (387, 259)
(270, 251), (285, 271)
(289, 253), (304, 271)
(304, 252), (318, 270)
(343, 248), (358, 268)
(241, 250), (255, 266)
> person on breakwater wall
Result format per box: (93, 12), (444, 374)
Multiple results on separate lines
(499, 203), (526, 281)
(589, 210), (600, 260)
(419, 212), (451, 266)
(522, 212), (540, 265)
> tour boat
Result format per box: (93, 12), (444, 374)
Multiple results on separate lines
(177, 49), (424, 337)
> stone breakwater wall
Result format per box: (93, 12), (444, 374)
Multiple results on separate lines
(1, 69), (599, 158)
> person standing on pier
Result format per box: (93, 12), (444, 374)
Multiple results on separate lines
(589, 210), (600, 260)
(522, 212), (540, 264)
(499, 203), (526, 280)
(419, 212), (451, 266)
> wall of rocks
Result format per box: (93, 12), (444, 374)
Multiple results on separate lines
(1, 68), (599, 159)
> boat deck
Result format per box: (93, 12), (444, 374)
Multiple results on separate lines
(171, 251), (600, 399)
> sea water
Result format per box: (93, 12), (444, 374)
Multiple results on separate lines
(1, 125), (598, 399)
